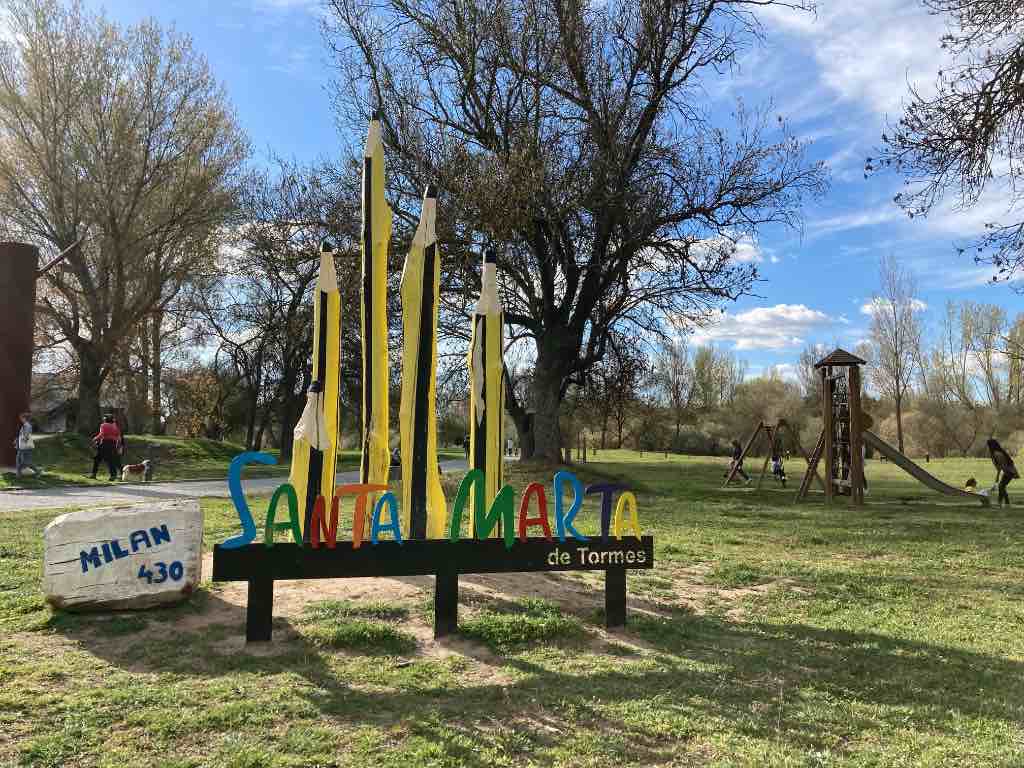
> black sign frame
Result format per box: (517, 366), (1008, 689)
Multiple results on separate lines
(213, 536), (655, 642)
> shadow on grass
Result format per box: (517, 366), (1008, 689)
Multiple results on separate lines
(43, 586), (1024, 765)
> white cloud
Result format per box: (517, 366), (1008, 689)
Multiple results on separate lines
(267, 45), (314, 76)
(693, 234), (767, 264)
(690, 303), (837, 351)
(0, 7), (14, 45)
(732, 236), (763, 263)
(809, 206), (904, 237)
(859, 298), (928, 317)
(767, 363), (800, 382)
(760, 0), (949, 116)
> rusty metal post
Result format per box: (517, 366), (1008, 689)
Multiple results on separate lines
(0, 243), (39, 466)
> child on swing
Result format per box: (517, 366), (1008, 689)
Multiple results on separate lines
(771, 439), (786, 486)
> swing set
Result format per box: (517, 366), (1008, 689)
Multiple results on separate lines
(723, 419), (826, 491)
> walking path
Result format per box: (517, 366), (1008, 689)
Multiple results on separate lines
(0, 459), (469, 512)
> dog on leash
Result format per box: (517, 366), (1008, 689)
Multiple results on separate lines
(121, 459), (153, 482)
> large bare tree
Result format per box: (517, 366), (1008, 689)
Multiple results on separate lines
(324, 0), (827, 460)
(871, 0), (1024, 286)
(0, 0), (247, 433)
(199, 160), (363, 460)
(864, 255), (923, 454)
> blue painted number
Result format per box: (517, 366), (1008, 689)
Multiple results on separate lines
(138, 561), (184, 584)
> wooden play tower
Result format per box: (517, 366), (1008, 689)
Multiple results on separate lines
(796, 348), (866, 505)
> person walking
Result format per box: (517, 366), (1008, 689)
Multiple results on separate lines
(727, 439), (751, 484)
(91, 414), (122, 481)
(462, 434), (470, 460)
(13, 412), (41, 477)
(987, 438), (1019, 507)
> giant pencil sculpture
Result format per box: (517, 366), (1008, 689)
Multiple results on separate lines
(360, 111), (392, 515)
(289, 240), (342, 539)
(399, 185), (447, 539)
(468, 248), (505, 535)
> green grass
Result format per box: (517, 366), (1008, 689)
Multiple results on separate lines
(2, 451), (1023, 766)
(0, 432), (465, 489)
(458, 597), (586, 653)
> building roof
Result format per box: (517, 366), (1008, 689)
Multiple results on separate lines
(813, 347), (867, 369)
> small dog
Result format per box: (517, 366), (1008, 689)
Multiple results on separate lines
(121, 459), (153, 482)
(964, 477), (977, 492)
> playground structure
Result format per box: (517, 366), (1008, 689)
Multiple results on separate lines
(796, 348), (989, 506)
(724, 419), (825, 491)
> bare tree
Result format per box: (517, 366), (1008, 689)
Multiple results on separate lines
(796, 343), (827, 400)
(582, 334), (648, 449)
(1007, 313), (1024, 405)
(962, 302), (1009, 408)
(199, 160), (361, 459)
(652, 338), (694, 443)
(324, 0), (828, 460)
(864, 255), (923, 453)
(870, 0), (1024, 285)
(0, 0), (248, 433)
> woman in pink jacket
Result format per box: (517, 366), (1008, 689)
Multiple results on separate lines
(90, 414), (122, 481)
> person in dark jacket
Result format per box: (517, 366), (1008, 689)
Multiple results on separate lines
(90, 414), (122, 480)
(727, 439), (751, 484)
(987, 438), (1019, 507)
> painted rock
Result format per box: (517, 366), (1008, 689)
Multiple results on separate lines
(43, 500), (203, 610)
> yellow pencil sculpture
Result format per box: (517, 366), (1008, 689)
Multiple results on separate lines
(360, 111), (392, 515)
(399, 185), (447, 539)
(468, 248), (505, 535)
(289, 240), (342, 538)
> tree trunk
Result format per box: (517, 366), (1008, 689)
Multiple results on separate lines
(150, 312), (163, 435)
(279, 396), (299, 461)
(254, 405), (272, 451)
(76, 348), (103, 436)
(600, 417), (607, 449)
(125, 335), (149, 434)
(530, 368), (564, 462)
(895, 394), (904, 454)
(243, 383), (260, 449)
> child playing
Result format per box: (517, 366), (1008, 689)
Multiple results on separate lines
(986, 438), (1019, 507)
(14, 412), (41, 477)
(726, 439), (751, 484)
(771, 441), (786, 486)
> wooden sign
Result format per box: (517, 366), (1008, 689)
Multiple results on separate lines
(43, 500), (203, 610)
(213, 536), (655, 642)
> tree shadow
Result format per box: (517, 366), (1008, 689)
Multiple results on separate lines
(46, 585), (1024, 764)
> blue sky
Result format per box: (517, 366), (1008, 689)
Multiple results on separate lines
(83, 0), (1022, 379)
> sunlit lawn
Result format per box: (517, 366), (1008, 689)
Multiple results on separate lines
(1, 450), (1022, 767)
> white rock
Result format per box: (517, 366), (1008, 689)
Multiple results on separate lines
(43, 500), (203, 611)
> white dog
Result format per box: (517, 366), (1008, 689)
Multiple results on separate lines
(121, 459), (153, 482)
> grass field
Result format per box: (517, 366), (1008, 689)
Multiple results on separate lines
(1, 451), (1022, 767)
(0, 433), (464, 489)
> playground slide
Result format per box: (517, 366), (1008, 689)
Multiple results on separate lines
(861, 430), (990, 506)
